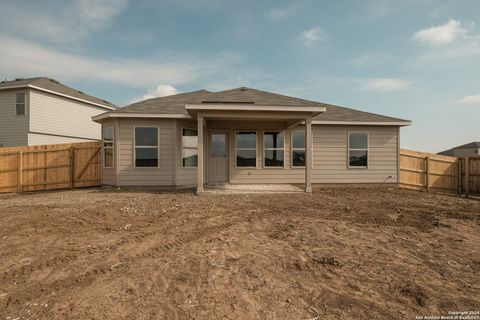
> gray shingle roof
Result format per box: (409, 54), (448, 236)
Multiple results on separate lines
(0, 77), (116, 109)
(439, 141), (480, 155)
(110, 87), (409, 123)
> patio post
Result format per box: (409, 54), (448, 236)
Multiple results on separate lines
(305, 115), (312, 192)
(197, 115), (204, 193)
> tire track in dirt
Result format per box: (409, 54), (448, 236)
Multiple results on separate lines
(1, 218), (241, 309)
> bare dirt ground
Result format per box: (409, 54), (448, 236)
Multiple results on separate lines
(0, 187), (479, 320)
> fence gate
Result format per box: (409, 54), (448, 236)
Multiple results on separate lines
(0, 141), (102, 193)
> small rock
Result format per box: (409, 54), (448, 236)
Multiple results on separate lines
(124, 224), (132, 230)
(19, 258), (33, 266)
(286, 298), (291, 303)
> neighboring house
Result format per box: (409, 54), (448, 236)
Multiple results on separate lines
(438, 142), (480, 157)
(93, 87), (411, 192)
(0, 77), (116, 147)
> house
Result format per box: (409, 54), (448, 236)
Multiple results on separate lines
(92, 87), (411, 192)
(0, 77), (116, 147)
(438, 142), (480, 157)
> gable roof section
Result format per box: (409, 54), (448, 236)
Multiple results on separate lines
(94, 87), (410, 125)
(439, 141), (480, 155)
(0, 77), (117, 110)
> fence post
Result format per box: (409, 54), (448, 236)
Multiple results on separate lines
(465, 157), (470, 197)
(17, 150), (23, 192)
(425, 156), (430, 192)
(70, 147), (75, 189)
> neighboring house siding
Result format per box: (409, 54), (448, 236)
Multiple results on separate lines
(175, 120), (198, 187)
(28, 133), (93, 145)
(29, 89), (105, 142)
(0, 90), (29, 147)
(117, 118), (175, 186)
(452, 148), (479, 157)
(312, 125), (398, 183)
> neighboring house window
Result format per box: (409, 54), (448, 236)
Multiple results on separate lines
(264, 131), (284, 167)
(182, 128), (198, 168)
(236, 131), (257, 167)
(0, 143), (4, 148)
(134, 127), (159, 167)
(291, 131), (306, 167)
(16, 92), (26, 115)
(103, 127), (114, 168)
(348, 132), (368, 168)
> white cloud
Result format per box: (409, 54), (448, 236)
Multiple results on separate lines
(349, 52), (394, 67)
(458, 95), (480, 105)
(264, 8), (289, 21)
(362, 78), (411, 91)
(0, 36), (242, 88)
(0, 0), (128, 44)
(301, 27), (325, 46)
(130, 85), (179, 103)
(413, 19), (469, 46)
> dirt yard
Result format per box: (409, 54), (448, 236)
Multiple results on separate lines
(0, 187), (479, 320)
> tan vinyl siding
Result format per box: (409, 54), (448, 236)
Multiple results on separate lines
(29, 89), (105, 141)
(101, 119), (116, 186)
(0, 90), (29, 146)
(117, 118), (175, 186)
(312, 125), (399, 183)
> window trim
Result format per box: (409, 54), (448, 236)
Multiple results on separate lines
(181, 127), (198, 169)
(15, 92), (27, 116)
(290, 130), (306, 168)
(347, 131), (369, 169)
(102, 126), (114, 169)
(263, 131), (285, 169)
(235, 130), (258, 169)
(133, 125), (160, 168)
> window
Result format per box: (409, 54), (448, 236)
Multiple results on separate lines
(0, 143), (4, 148)
(182, 128), (198, 167)
(16, 92), (26, 115)
(103, 127), (114, 168)
(264, 132), (284, 167)
(211, 134), (226, 157)
(236, 131), (256, 167)
(134, 127), (159, 167)
(291, 131), (306, 167)
(348, 132), (368, 168)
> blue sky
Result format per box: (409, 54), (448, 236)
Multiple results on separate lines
(0, 0), (479, 152)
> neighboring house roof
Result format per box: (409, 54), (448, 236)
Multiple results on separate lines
(0, 77), (117, 110)
(438, 141), (480, 155)
(97, 87), (410, 125)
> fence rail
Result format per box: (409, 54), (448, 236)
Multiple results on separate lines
(0, 141), (101, 193)
(400, 149), (480, 196)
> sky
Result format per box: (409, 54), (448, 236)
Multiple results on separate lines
(0, 0), (479, 153)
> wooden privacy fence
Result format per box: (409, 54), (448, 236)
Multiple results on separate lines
(0, 141), (101, 193)
(400, 149), (480, 196)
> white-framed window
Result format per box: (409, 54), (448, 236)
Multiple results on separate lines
(182, 128), (198, 168)
(291, 130), (306, 167)
(264, 131), (284, 167)
(15, 92), (26, 116)
(348, 132), (368, 168)
(134, 126), (159, 168)
(103, 126), (114, 168)
(235, 131), (257, 167)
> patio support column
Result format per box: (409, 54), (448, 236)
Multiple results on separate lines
(197, 115), (204, 193)
(305, 115), (313, 192)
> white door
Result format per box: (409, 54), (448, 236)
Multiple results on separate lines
(208, 130), (228, 183)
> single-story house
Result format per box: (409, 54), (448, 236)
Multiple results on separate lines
(0, 77), (116, 147)
(93, 87), (411, 192)
(438, 142), (480, 157)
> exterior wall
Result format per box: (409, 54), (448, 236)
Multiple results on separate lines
(312, 125), (399, 183)
(116, 118), (175, 186)
(106, 118), (400, 187)
(28, 133), (93, 145)
(29, 89), (106, 143)
(452, 147), (479, 157)
(0, 89), (29, 147)
(101, 119), (117, 186)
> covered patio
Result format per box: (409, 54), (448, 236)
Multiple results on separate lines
(185, 103), (326, 193)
